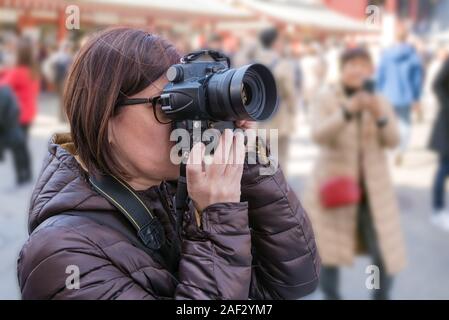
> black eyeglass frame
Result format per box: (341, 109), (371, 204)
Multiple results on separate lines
(116, 95), (172, 124)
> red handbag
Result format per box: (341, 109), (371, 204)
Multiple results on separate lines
(319, 176), (361, 208)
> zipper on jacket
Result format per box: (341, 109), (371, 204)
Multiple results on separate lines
(159, 184), (183, 241)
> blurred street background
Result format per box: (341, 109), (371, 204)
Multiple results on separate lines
(1, 0), (449, 299)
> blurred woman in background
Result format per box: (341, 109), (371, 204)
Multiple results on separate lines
(0, 37), (39, 185)
(304, 48), (406, 300)
(429, 53), (449, 230)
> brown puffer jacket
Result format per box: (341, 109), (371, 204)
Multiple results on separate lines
(17, 134), (320, 300)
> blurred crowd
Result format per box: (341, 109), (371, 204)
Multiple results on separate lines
(0, 16), (448, 299)
(228, 21), (449, 299)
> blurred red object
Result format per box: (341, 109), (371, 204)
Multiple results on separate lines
(0, 66), (39, 125)
(319, 176), (361, 208)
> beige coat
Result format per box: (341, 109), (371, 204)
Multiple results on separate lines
(303, 85), (407, 275)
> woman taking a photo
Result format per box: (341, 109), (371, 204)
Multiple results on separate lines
(17, 27), (319, 300)
(304, 48), (406, 300)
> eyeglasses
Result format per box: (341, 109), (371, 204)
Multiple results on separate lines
(116, 95), (172, 124)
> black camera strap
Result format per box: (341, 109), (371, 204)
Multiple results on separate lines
(88, 174), (165, 251)
(175, 163), (188, 224)
(181, 50), (231, 67)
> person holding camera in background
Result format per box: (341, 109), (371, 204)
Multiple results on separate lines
(304, 48), (406, 300)
(17, 27), (320, 300)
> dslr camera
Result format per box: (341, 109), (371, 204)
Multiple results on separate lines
(159, 50), (279, 219)
(159, 50), (278, 132)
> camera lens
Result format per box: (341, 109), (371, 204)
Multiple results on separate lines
(236, 67), (265, 119)
(207, 63), (278, 121)
(241, 82), (252, 106)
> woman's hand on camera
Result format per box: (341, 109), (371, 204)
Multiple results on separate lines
(186, 129), (246, 212)
(235, 120), (257, 130)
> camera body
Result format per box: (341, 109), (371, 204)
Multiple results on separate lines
(160, 51), (279, 215)
(159, 50), (278, 125)
(160, 59), (228, 121)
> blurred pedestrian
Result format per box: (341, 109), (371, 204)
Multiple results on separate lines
(42, 41), (73, 122)
(429, 55), (449, 230)
(304, 48), (406, 300)
(423, 46), (447, 111)
(0, 37), (39, 185)
(0, 85), (30, 187)
(301, 42), (326, 110)
(249, 28), (297, 171)
(205, 33), (224, 52)
(37, 42), (50, 92)
(376, 22), (424, 166)
(0, 33), (17, 69)
(323, 39), (342, 85)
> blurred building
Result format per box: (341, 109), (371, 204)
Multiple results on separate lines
(0, 0), (253, 47)
(240, 0), (376, 37)
(0, 0), (381, 47)
(324, 0), (435, 22)
(324, 0), (443, 35)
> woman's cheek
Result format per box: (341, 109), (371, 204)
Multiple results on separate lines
(166, 142), (180, 173)
(156, 131), (178, 172)
(163, 126), (175, 157)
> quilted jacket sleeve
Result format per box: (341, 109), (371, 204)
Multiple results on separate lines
(241, 163), (321, 299)
(175, 202), (252, 299)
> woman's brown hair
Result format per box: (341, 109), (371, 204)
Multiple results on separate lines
(64, 27), (181, 178)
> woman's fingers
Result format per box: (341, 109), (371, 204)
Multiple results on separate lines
(225, 129), (237, 165)
(217, 129), (234, 165)
(193, 129), (245, 179)
(238, 132), (246, 163)
(186, 130), (244, 211)
(226, 131), (245, 177)
(232, 130), (246, 166)
(187, 142), (206, 182)
(235, 120), (257, 130)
